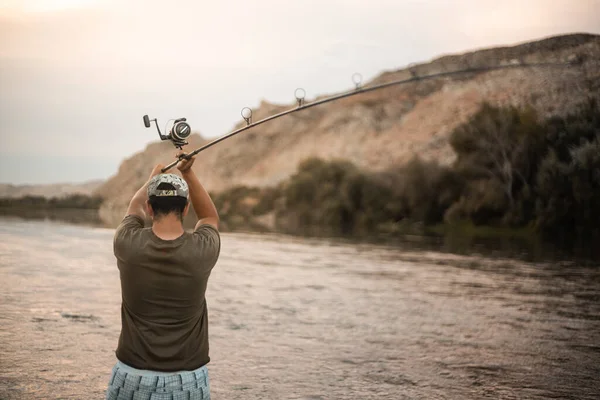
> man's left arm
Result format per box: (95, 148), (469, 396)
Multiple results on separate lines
(125, 164), (165, 220)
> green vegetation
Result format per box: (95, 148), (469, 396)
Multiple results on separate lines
(447, 97), (600, 239)
(209, 185), (280, 232)
(0, 194), (104, 210)
(213, 97), (600, 243)
(277, 158), (398, 236)
(0, 194), (104, 226)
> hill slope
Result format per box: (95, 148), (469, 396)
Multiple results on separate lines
(0, 181), (103, 199)
(96, 33), (600, 226)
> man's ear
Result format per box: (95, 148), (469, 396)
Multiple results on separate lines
(182, 202), (190, 217)
(145, 200), (154, 219)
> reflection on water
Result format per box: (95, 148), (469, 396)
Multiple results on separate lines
(0, 208), (102, 227)
(3, 210), (599, 263)
(1, 217), (599, 399)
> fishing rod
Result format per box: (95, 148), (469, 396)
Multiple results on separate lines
(143, 59), (580, 173)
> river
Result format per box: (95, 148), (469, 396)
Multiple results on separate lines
(0, 217), (599, 399)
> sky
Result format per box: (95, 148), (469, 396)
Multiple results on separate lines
(1, 0), (599, 185)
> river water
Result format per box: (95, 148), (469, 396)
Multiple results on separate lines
(0, 217), (599, 399)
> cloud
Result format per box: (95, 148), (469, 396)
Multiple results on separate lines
(0, 0), (104, 13)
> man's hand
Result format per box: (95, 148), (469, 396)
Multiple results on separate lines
(176, 152), (195, 173)
(175, 151), (219, 230)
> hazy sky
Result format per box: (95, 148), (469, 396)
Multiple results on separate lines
(1, 0), (599, 184)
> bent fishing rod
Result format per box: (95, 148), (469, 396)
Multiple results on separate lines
(143, 59), (580, 173)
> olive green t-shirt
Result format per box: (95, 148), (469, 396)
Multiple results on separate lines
(113, 214), (220, 372)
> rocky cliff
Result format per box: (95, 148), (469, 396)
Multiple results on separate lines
(96, 33), (600, 227)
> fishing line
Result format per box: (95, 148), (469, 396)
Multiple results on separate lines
(141, 59), (581, 173)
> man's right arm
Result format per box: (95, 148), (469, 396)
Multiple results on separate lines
(178, 156), (220, 231)
(124, 164), (164, 221)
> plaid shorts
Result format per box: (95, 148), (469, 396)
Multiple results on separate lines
(105, 360), (210, 400)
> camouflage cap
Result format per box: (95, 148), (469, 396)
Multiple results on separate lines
(147, 174), (189, 199)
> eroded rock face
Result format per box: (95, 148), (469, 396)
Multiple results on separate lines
(95, 33), (600, 227)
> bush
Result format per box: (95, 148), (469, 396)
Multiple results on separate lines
(280, 158), (360, 235)
(448, 102), (547, 224)
(535, 137), (600, 237)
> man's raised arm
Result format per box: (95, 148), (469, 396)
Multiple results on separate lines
(124, 164), (165, 220)
(177, 155), (219, 231)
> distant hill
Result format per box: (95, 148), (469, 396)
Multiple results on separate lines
(95, 33), (600, 227)
(0, 180), (104, 199)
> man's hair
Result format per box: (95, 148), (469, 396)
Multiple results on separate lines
(148, 182), (188, 220)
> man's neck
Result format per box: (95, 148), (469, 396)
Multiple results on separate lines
(151, 215), (185, 240)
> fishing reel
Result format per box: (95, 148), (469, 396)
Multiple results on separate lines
(143, 115), (191, 149)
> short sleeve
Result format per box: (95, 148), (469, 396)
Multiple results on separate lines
(113, 214), (145, 260)
(192, 224), (221, 269)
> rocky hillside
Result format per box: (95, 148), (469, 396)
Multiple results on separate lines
(0, 180), (103, 199)
(96, 33), (600, 227)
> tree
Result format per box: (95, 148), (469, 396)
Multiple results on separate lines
(449, 103), (548, 225)
(450, 103), (543, 208)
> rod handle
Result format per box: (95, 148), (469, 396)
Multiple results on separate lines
(160, 152), (194, 173)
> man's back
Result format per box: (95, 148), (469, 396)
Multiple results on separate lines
(105, 160), (220, 400)
(113, 215), (221, 372)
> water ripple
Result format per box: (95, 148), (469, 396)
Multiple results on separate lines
(1, 218), (599, 399)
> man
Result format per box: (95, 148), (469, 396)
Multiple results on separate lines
(105, 154), (220, 400)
